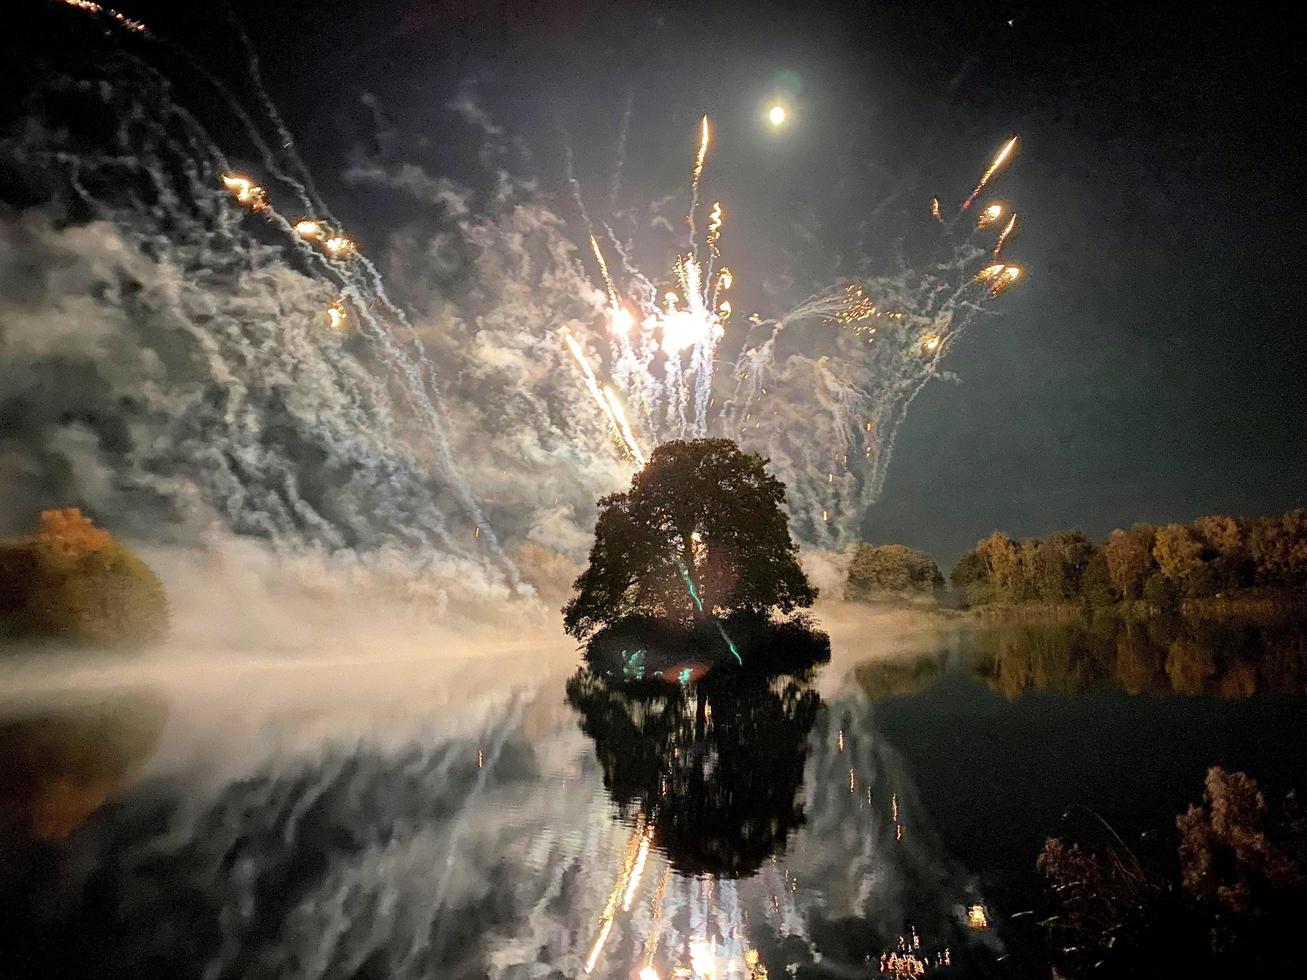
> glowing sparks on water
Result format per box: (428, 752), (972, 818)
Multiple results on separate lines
(962, 135), (1019, 210)
(585, 823), (649, 974)
(221, 173), (268, 212)
(690, 940), (718, 978)
(621, 831), (652, 911)
(583, 919), (613, 975)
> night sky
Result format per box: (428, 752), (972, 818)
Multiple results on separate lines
(10, 0), (1305, 561)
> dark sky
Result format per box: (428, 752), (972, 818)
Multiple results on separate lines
(32, 0), (1307, 560)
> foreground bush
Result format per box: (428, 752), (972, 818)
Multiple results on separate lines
(0, 509), (168, 648)
(1038, 766), (1307, 976)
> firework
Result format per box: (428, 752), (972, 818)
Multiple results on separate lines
(930, 197), (944, 222)
(686, 115), (710, 240)
(707, 200), (724, 254)
(961, 136), (1018, 210)
(293, 219), (324, 240)
(52, 0), (147, 34)
(988, 265), (1022, 297)
(221, 173), (268, 212)
(324, 235), (356, 258)
(589, 234), (619, 308)
(993, 213), (1018, 258)
(326, 299), (347, 331)
(604, 386), (646, 465)
(565, 332), (643, 461)
(977, 202), (1004, 228)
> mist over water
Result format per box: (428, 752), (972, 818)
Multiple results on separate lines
(0, 601), (991, 979)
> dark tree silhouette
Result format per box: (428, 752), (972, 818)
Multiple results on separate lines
(566, 656), (824, 877)
(563, 439), (816, 640)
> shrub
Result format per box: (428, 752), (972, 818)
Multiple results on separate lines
(844, 543), (943, 601)
(1, 509), (168, 648)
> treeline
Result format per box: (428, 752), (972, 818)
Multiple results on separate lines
(951, 509), (1307, 608)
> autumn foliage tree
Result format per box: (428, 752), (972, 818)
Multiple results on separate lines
(950, 509), (1307, 609)
(563, 439), (816, 640)
(0, 509), (169, 648)
(844, 543), (943, 601)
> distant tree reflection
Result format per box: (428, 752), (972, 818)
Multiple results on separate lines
(566, 623), (828, 878)
(854, 616), (1307, 701)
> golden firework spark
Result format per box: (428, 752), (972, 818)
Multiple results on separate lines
(565, 333), (643, 463)
(53, 0), (146, 33)
(221, 173), (268, 212)
(604, 386), (646, 466)
(693, 115), (710, 187)
(930, 196), (944, 222)
(988, 264), (1022, 296)
(921, 333), (942, 355)
(973, 263), (1007, 284)
(977, 202), (1004, 229)
(324, 235), (356, 258)
(589, 234), (619, 308)
(294, 219), (325, 240)
(686, 114), (711, 236)
(962, 135), (1019, 210)
(993, 213), (1019, 258)
(707, 201), (724, 254)
(326, 299), (347, 331)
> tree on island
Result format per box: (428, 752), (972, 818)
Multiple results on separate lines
(844, 543), (943, 601)
(562, 439), (816, 640)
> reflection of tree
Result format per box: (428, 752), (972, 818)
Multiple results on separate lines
(567, 647), (824, 878)
(853, 617), (1307, 701)
(0, 694), (167, 840)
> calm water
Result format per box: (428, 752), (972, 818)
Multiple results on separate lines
(2, 612), (1305, 978)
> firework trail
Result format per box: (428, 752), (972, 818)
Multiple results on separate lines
(686, 114), (710, 248)
(564, 119), (1028, 545)
(961, 135), (1018, 211)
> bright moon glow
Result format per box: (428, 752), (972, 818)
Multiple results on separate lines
(768, 104), (786, 126)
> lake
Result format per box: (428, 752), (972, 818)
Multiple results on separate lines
(2, 608), (1305, 978)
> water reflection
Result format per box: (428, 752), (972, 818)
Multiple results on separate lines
(567, 622), (1001, 977)
(566, 665), (822, 879)
(855, 614), (1307, 701)
(0, 693), (166, 841)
